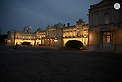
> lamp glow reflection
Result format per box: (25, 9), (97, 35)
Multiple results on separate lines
(54, 38), (58, 42)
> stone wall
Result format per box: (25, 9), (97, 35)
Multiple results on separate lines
(115, 29), (122, 52)
(88, 30), (99, 50)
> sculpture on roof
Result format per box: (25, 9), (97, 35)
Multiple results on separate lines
(76, 19), (85, 25)
(37, 28), (42, 32)
(54, 22), (63, 27)
(47, 25), (50, 28)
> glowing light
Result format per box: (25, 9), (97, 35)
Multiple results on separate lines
(114, 3), (120, 10)
(54, 38), (58, 42)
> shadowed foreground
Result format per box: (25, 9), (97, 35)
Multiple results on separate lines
(0, 45), (122, 82)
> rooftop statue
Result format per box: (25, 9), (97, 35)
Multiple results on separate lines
(76, 19), (85, 25)
(54, 22), (63, 27)
(37, 28), (42, 32)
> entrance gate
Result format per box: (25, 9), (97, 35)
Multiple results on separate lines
(103, 32), (110, 47)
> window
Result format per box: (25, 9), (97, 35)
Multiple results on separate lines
(107, 32), (110, 35)
(107, 36), (110, 43)
(103, 36), (106, 43)
(103, 32), (106, 35)
(104, 13), (110, 24)
(103, 32), (110, 43)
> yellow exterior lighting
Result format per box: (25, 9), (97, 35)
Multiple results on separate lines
(54, 38), (58, 42)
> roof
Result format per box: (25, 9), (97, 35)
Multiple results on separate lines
(89, 0), (122, 10)
(10, 30), (35, 33)
(63, 26), (76, 29)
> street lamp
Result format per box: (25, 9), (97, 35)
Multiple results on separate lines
(54, 38), (58, 42)
(54, 38), (58, 47)
(14, 31), (16, 45)
(84, 35), (86, 50)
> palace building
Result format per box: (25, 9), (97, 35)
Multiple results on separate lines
(88, 0), (122, 52)
(6, 0), (122, 52)
(7, 20), (89, 48)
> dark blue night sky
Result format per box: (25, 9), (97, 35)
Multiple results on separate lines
(0, 0), (102, 34)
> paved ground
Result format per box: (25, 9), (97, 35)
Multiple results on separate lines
(0, 45), (122, 82)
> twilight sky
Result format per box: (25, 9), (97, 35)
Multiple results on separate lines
(0, 0), (102, 34)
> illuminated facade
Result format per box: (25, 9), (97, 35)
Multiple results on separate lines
(88, 0), (122, 52)
(7, 22), (89, 47)
(7, 0), (122, 52)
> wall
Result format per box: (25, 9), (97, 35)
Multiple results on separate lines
(115, 29), (122, 52)
(88, 30), (99, 50)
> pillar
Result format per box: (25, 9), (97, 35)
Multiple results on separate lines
(68, 29), (69, 38)
(49, 39), (51, 46)
(112, 8), (114, 23)
(93, 12), (94, 26)
(120, 6), (122, 23)
(113, 30), (115, 50)
(100, 10), (101, 25)
(98, 31), (101, 49)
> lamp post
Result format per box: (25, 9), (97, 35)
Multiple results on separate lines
(54, 38), (58, 47)
(84, 35), (86, 50)
(14, 31), (16, 45)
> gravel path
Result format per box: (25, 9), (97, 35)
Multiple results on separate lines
(0, 45), (122, 82)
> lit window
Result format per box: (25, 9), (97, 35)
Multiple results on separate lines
(107, 32), (110, 35)
(107, 36), (110, 43)
(103, 36), (106, 43)
(103, 32), (106, 35)
(104, 13), (110, 24)
(105, 19), (109, 24)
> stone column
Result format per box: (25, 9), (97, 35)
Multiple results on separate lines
(46, 39), (47, 46)
(100, 10), (101, 25)
(121, 7), (122, 23)
(55, 29), (57, 38)
(87, 30), (90, 50)
(68, 29), (69, 38)
(93, 12), (94, 26)
(113, 30), (115, 50)
(41, 39), (42, 45)
(52, 30), (53, 38)
(99, 31), (102, 48)
(76, 29), (77, 37)
(112, 8), (114, 23)
(44, 39), (45, 45)
(49, 39), (51, 46)
(91, 13), (93, 26)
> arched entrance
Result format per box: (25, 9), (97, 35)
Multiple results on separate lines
(103, 31), (111, 47)
(21, 42), (31, 46)
(65, 40), (83, 49)
(65, 40), (83, 47)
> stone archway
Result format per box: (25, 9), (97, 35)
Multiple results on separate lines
(63, 38), (84, 47)
(21, 42), (31, 46)
(65, 40), (83, 48)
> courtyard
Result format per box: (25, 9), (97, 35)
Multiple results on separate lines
(0, 45), (122, 82)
